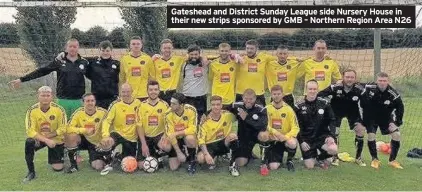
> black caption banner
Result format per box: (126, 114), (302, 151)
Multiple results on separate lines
(167, 5), (416, 28)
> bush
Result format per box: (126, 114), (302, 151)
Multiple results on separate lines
(108, 27), (126, 48)
(0, 23), (20, 46)
(83, 26), (108, 47)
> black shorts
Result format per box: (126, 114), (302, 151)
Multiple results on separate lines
(267, 141), (287, 163)
(201, 139), (229, 158)
(96, 97), (117, 110)
(233, 132), (259, 160)
(110, 132), (137, 158)
(334, 114), (360, 131)
(136, 133), (163, 161)
(236, 94), (266, 106)
(185, 95), (207, 123)
(79, 135), (105, 163)
(159, 90), (176, 105)
(270, 94), (295, 107)
(300, 136), (327, 160)
(363, 111), (395, 135)
(35, 142), (64, 164)
(168, 138), (187, 158)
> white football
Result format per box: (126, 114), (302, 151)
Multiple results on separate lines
(143, 156), (159, 173)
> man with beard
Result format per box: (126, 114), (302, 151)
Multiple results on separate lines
(136, 80), (169, 169)
(317, 69), (367, 167)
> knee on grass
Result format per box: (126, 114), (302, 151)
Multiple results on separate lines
(304, 159), (315, 169)
(269, 163), (280, 170)
(91, 160), (105, 170)
(52, 163), (64, 171)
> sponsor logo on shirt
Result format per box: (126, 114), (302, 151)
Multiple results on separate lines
(148, 116), (158, 126)
(220, 73), (230, 83)
(248, 63), (258, 72)
(277, 72), (287, 81)
(131, 67), (141, 76)
(272, 119), (282, 129)
(161, 68), (171, 78)
(126, 114), (136, 125)
(315, 71), (325, 81)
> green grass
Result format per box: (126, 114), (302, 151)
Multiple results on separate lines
(0, 80), (422, 190)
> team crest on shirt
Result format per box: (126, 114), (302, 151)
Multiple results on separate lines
(256, 59), (261, 63)
(281, 113), (286, 118)
(95, 118), (100, 123)
(170, 62), (174, 66)
(337, 90), (342, 94)
(183, 116), (188, 121)
(79, 64), (84, 70)
(301, 106), (307, 111)
(286, 65), (291, 70)
(352, 96), (359, 101)
(318, 109), (324, 114)
(324, 65), (329, 69)
(252, 114), (259, 120)
(223, 122), (227, 126)
(230, 67), (234, 71)
(140, 60), (145, 65)
(82, 119), (86, 122)
(112, 64), (117, 69)
(384, 100), (391, 105)
(157, 109), (162, 113)
(49, 115), (55, 120)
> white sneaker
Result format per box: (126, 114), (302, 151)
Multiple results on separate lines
(100, 164), (113, 176)
(229, 162), (240, 177)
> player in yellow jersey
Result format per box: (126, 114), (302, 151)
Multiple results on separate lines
(262, 85), (299, 173)
(297, 39), (342, 92)
(266, 45), (300, 107)
(101, 83), (141, 160)
(119, 36), (155, 101)
(209, 43), (238, 110)
(63, 93), (109, 174)
(197, 96), (239, 173)
(136, 80), (169, 169)
(161, 93), (198, 175)
(153, 39), (185, 105)
(23, 86), (67, 182)
(235, 40), (276, 106)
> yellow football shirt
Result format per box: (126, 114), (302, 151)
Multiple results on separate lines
(297, 57), (342, 92)
(198, 110), (233, 145)
(266, 57), (300, 95)
(236, 52), (276, 95)
(266, 103), (299, 139)
(137, 99), (169, 137)
(25, 102), (67, 144)
(102, 99), (142, 142)
(165, 104), (197, 145)
(209, 59), (237, 104)
(154, 56), (185, 91)
(119, 53), (155, 99)
(67, 107), (108, 145)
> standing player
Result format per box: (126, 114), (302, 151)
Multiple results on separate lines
(23, 86), (67, 182)
(297, 40), (342, 92)
(209, 43), (238, 110)
(101, 83), (141, 159)
(235, 40), (276, 106)
(136, 80), (169, 169)
(197, 95), (239, 171)
(153, 39), (186, 105)
(119, 36), (155, 101)
(317, 69), (367, 166)
(294, 80), (338, 169)
(263, 85), (299, 172)
(161, 93), (198, 175)
(229, 89), (269, 176)
(9, 39), (89, 118)
(64, 93), (109, 173)
(266, 45), (300, 107)
(181, 45), (209, 123)
(362, 72), (404, 169)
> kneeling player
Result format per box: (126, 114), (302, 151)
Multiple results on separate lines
(161, 93), (198, 174)
(23, 86), (67, 182)
(294, 80), (338, 169)
(101, 84), (141, 162)
(264, 85), (299, 172)
(197, 96), (239, 170)
(64, 93), (109, 173)
(362, 72), (404, 169)
(136, 80), (169, 169)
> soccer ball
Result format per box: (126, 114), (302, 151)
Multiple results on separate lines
(143, 156), (159, 173)
(121, 156), (138, 173)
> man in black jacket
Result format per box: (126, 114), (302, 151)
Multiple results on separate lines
(317, 69), (367, 167)
(9, 39), (88, 118)
(229, 89), (269, 176)
(294, 80), (338, 169)
(361, 72), (404, 170)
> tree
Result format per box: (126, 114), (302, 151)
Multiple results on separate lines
(71, 28), (86, 46)
(0, 23), (20, 46)
(108, 27), (126, 48)
(120, 0), (167, 55)
(14, 0), (77, 89)
(84, 26), (108, 47)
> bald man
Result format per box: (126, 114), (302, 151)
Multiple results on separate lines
(101, 83), (142, 159)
